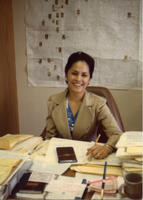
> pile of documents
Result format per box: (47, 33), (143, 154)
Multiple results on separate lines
(0, 157), (22, 185)
(0, 155), (32, 200)
(0, 133), (43, 154)
(0, 134), (33, 149)
(116, 131), (143, 173)
(70, 163), (122, 176)
(0, 133), (43, 200)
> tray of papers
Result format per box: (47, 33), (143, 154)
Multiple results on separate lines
(0, 157), (32, 200)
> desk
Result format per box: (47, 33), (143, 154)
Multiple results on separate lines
(4, 137), (133, 200)
(7, 167), (130, 200)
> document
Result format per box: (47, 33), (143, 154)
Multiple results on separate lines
(76, 172), (101, 182)
(45, 137), (121, 166)
(126, 146), (143, 155)
(30, 160), (71, 175)
(116, 131), (143, 174)
(70, 164), (122, 176)
(0, 134), (33, 150)
(12, 136), (43, 154)
(0, 157), (22, 184)
(16, 192), (44, 200)
(45, 178), (86, 199)
(29, 171), (58, 183)
(116, 131), (143, 148)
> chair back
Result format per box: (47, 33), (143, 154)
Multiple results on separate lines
(87, 86), (125, 142)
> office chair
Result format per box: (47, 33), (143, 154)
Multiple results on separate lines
(41, 86), (125, 143)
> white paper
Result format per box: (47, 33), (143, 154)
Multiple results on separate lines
(75, 172), (101, 183)
(29, 171), (58, 183)
(45, 179), (86, 199)
(30, 160), (71, 175)
(45, 137), (121, 166)
(116, 131), (143, 148)
(12, 137), (43, 154)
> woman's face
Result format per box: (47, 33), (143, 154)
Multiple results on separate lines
(66, 61), (90, 94)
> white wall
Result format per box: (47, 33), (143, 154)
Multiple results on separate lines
(12, 0), (142, 136)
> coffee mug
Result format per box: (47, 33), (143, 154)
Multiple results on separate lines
(124, 172), (142, 199)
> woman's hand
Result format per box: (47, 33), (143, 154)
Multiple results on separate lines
(86, 144), (113, 159)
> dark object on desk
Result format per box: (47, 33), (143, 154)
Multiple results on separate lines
(14, 172), (46, 194)
(124, 172), (142, 199)
(56, 146), (77, 163)
(19, 181), (45, 194)
(41, 86), (125, 143)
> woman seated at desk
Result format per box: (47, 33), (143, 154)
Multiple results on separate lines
(45, 51), (122, 159)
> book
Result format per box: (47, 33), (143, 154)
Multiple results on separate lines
(16, 192), (44, 200)
(19, 181), (46, 194)
(56, 146), (77, 163)
(15, 172), (46, 194)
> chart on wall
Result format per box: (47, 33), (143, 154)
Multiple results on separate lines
(25, 0), (142, 89)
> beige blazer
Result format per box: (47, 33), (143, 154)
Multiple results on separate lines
(45, 89), (122, 148)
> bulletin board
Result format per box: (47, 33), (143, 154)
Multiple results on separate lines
(25, 0), (142, 89)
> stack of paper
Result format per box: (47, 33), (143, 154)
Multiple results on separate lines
(70, 163), (122, 176)
(0, 134), (43, 155)
(0, 157), (22, 185)
(116, 131), (143, 172)
(0, 134), (33, 149)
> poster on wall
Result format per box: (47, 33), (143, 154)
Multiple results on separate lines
(25, 0), (142, 89)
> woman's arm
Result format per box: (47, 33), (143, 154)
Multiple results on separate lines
(96, 102), (123, 148)
(87, 99), (122, 159)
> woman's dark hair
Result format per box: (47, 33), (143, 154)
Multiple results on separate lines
(65, 51), (95, 78)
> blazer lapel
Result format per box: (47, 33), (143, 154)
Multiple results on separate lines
(52, 90), (72, 139)
(72, 92), (95, 140)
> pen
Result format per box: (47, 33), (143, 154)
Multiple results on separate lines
(101, 161), (107, 200)
(35, 140), (48, 152)
(88, 134), (101, 160)
(29, 140), (48, 155)
(95, 134), (101, 145)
